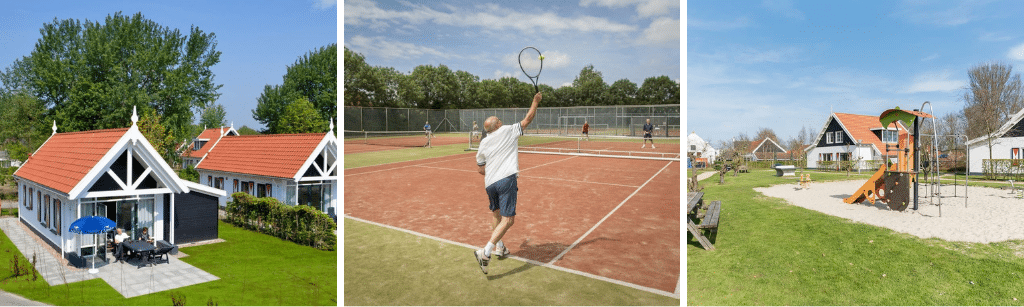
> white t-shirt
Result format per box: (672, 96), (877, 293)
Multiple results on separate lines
(476, 122), (523, 187)
(114, 232), (129, 244)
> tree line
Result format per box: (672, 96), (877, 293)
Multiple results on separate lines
(343, 47), (680, 109)
(0, 12), (335, 165)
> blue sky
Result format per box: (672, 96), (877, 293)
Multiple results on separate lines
(688, 0), (1024, 147)
(343, 0), (680, 90)
(0, 0), (337, 131)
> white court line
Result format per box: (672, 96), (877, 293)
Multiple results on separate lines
(345, 154), (471, 177)
(344, 215), (679, 300)
(546, 160), (675, 265)
(413, 165), (641, 188)
(675, 276), (680, 295)
(520, 155), (577, 172)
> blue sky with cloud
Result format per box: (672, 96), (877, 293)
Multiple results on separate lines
(688, 0), (1024, 146)
(344, 0), (680, 90)
(0, 0), (337, 131)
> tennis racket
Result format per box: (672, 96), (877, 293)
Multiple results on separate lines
(518, 46), (544, 93)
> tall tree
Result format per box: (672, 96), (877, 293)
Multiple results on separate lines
(236, 125), (260, 135)
(637, 76), (680, 105)
(11, 12), (222, 142)
(199, 103), (227, 129)
(0, 92), (48, 161)
(962, 62), (1024, 167)
(254, 44), (336, 133)
(277, 98), (327, 134)
(343, 47), (374, 107)
(605, 78), (638, 105)
(137, 107), (177, 165)
(572, 64), (607, 106)
(755, 127), (780, 144)
(408, 64), (458, 109)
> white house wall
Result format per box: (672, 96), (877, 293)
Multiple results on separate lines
(17, 180), (74, 256)
(198, 170), (290, 207)
(806, 146), (876, 169)
(968, 137), (1024, 175)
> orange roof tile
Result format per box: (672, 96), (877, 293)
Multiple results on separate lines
(14, 128), (129, 194)
(182, 128), (232, 159)
(833, 113), (909, 154)
(196, 133), (326, 179)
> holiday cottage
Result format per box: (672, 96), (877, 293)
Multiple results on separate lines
(805, 112), (909, 170)
(686, 132), (718, 167)
(14, 108), (225, 267)
(966, 107), (1024, 175)
(745, 137), (788, 161)
(195, 124), (337, 216)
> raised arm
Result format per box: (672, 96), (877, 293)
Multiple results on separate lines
(520, 92), (542, 129)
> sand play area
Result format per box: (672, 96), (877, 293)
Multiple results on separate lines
(755, 180), (1024, 243)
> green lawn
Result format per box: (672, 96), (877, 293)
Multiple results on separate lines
(688, 170), (1024, 305)
(344, 218), (679, 305)
(0, 220), (336, 305)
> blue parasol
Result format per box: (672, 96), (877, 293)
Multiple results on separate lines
(68, 216), (116, 273)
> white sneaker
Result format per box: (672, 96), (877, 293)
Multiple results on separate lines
(473, 249), (489, 274)
(641, 144), (646, 148)
(652, 145), (656, 149)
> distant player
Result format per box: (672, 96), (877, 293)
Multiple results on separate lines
(472, 92), (542, 274)
(424, 121), (433, 148)
(642, 118), (656, 149)
(582, 121), (590, 141)
(472, 120), (481, 141)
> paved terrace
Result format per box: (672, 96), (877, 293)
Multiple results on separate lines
(0, 217), (219, 298)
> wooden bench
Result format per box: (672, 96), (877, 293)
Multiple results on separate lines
(698, 201), (721, 244)
(687, 192), (721, 251)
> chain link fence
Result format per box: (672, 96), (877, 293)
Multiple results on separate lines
(344, 105), (680, 137)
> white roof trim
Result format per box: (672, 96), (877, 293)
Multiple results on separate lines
(293, 133), (338, 181)
(193, 127), (239, 167)
(183, 181), (227, 197)
(750, 137), (787, 154)
(67, 126), (189, 200)
(966, 107), (1024, 146)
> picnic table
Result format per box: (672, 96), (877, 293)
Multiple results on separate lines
(687, 192), (721, 251)
(123, 240), (156, 267)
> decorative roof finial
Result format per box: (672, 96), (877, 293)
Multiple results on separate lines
(329, 118), (334, 132)
(131, 106), (138, 126)
(231, 121), (234, 130)
(52, 120), (57, 135)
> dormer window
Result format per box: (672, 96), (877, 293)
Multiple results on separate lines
(193, 140), (207, 151)
(835, 131), (843, 143)
(881, 130), (898, 143)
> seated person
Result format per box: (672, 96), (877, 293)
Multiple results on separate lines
(113, 228), (129, 261)
(138, 227), (151, 242)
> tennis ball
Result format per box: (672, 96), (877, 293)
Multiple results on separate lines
(539, 55), (545, 60)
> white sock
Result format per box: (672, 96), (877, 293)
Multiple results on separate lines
(496, 240), (504, 251)
(484, 242), (495, 257)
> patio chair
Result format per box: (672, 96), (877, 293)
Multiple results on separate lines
(136, 250), (154, 268)
(156, 240), (179, 255)
(149, 246), (174, 264)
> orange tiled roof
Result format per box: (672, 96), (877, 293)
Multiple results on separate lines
(196, 133), (325, 179)
(832, 113), (909, 154)
(182, 128), (231, 159)
(14, 128), (129, 194)
(747, 138), (784, 153)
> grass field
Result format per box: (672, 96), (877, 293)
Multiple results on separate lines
(688, 169), (1024, 305)
(345, 139), (681, 305)
(0, 220), (336, 306)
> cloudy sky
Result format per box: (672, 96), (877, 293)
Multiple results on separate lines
(689, 0), (1024, 147)
(344, 0), (680, 90)
(0, 0), (337, 131)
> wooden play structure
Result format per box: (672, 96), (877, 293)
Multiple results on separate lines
(843, 107), (934, 211)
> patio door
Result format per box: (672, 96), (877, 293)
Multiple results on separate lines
(115, 199), (155, 241)
(79, 203), (108, 262)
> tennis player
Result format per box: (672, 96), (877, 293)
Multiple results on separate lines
(642, 118), (656, 149)
(472, 92), (542, 274)
(582, 121), (590, 141)
(472, 121), (481, 141)
(424, 121), (433, 148)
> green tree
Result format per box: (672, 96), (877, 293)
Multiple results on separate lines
(454, 70), (481, 109)
(254, 44), (336, 133)
(605, 79), (638, 105)
(199, 104), (227, 129)
(237, 125), (260, 135)
(572, 65), (608, 106)
(137, 107), (178, 166)
(408, 64), (458, 109)
(637, 76), (680, 105)
(550, 85), (577, 107)
(343, 46), (374, 107)
(13, 12), (222, 142)
(0, 92), (48, 161)
(277, 98), (327, 134)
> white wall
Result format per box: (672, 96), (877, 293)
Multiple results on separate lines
(806, 146), (876, 170)
(198, 170), (290, 207)
(17, 180), (74, 255)
(968, 136), (1024, 174)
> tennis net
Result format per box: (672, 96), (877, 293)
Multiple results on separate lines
(345, 130), (432, 147)
(468, 133), (680, 161)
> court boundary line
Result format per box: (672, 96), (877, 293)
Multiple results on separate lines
(345, 154), (473, 176)
(344, 215), (680, 300)
(520, 155), (577, 172)
(412, 165), (643, 188)
(547, 160), (675, 265)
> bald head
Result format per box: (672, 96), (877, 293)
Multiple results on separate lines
(484, 116), (502, 132)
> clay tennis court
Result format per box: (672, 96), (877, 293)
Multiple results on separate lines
(343, 133), (469, 154)
(344, 144), (680, 296)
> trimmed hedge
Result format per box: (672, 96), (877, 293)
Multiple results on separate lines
(981, 159), (1024, 181)
(225, 192), (336, 251)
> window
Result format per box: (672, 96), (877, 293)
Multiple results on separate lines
(233, 179), (239, 192)
(882, 130), (898, 143)
(257, 184), (266, 197)
(215, 177), (224, 189)
(43, 195), (50, 228)
(240, 181), (250, 195)
(826, 132), (833, 144)
(207, 175), (213, 187)
(690, 145), (696, 151)
(835, 131), (843, 143)
(23, 186), (29, 210)
(53, 199), (61, 234)
(34, 190), (39, 223)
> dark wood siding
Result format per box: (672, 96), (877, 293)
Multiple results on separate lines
(815, 117), (855, 148)
(173, 191), (219, 244)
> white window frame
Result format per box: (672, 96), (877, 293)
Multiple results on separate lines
(826, 132), (833, 144)
(836, 131), (843, 143)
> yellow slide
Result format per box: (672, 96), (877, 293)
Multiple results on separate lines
(843, 165), (887, 204)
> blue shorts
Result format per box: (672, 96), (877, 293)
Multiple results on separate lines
(486, 174), (518, 217)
